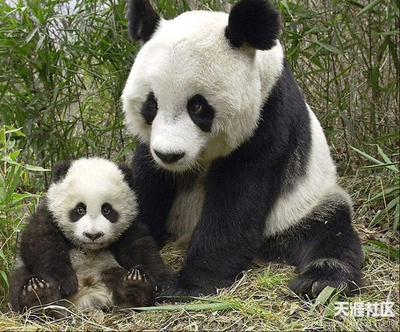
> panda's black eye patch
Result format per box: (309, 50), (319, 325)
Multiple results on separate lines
(141, 92), (158, 125)
(69, 202), (86, 222)
(101, 203), (119, 223)
(187, 94), (215, 132)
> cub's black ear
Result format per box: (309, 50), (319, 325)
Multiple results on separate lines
(52, 161), (72, 183)
(128, 0), (160, 42)
(118, 164), (135, 190)
(225, 0), (281, 50)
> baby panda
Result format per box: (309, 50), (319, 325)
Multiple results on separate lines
(10, 157), (172, 312)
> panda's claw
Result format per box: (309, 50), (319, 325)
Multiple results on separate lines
(27, 280), (33, 292)
(134, 269), (140, 280)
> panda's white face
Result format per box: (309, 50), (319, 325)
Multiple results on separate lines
(47, 158), (137, 250)
(122, 10), (284, 172)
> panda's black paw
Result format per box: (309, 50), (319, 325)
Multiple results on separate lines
(18, 277), (60, 311)
(120, 266), (155, 306)
(58, 273), (78, 297)
(159, 281), (218, 299)
(289, 264), (361, 298)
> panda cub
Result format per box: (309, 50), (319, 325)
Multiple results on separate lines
(10, 157), (171, 312)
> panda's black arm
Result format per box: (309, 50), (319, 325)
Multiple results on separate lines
(19, 203), (78, 297)
(176, 156), (284, 294)
(130, 143), (176, 247)
(111, 222), (175, 288)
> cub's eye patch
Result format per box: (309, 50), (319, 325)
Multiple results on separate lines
(187, 94), (215, 132)
(141, 92), (158, 125)
(69, 202), (86, 222)
(101, 203), (119, 223)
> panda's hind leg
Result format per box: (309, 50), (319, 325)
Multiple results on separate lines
(9, 267), (61, 313)
(262, 193), (363, 298)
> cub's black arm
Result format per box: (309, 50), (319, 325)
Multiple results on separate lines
(111, 222), (175, 289)
(19, 203), (78, 297)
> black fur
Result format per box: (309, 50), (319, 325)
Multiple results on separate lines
(68, 202), (86, 222)
(225, 0), (281, 50)
(110, 221), (175, 291)
(141, 92), (158, 125)
(102, 266), (156, 307)
(125, 62), (363, 297)
(52, 161), (71, 183)
(19, 202), (78, 299)
(260, 197), (363, 297)
(118, 163), (135, 189)
(9, 268), (61, 314)
(129, 144), (177, 246)
(187, 94), (215, 132)
(102, 203), (119, 223)
(128, 0), (160, 42)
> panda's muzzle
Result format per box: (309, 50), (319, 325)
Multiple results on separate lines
(154, 150), (185, 164)
(83, 231), (104, 241)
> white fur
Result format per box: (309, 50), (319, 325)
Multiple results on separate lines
(166, 175), (206, 240)
(47, 158), (137, 250)
(122, 10), (284, 172)
(69, 249), (119, 310)
(264, 106), (347, 236)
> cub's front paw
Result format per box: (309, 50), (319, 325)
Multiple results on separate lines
(18, 277), (60, 311)
(58, 273), (78, 297)
(120, 267), (155, 307)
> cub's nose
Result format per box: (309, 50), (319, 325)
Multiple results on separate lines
(154, 150), (185, 164)
(83, 232), (104, 241)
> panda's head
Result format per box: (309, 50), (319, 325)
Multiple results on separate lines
(47, 158), (137, 250)
(122, 0), (285, 172)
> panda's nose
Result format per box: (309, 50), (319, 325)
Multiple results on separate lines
(83, 231), (104, 241)
(154, 150), (185, 164)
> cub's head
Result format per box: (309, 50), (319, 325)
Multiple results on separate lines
(122, 0), (284, 172)
(47, 158), (137, 250)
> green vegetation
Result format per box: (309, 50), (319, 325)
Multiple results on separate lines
(0, 0), (398, 330)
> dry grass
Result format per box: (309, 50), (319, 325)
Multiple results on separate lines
(0, 249), (398, 331)
(1, 188), (398, 332)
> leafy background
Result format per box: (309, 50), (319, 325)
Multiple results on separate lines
(0, 0), (398, 329)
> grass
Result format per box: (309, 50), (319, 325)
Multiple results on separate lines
(0, 0), (399, 330)
(0, 240), (398, 331)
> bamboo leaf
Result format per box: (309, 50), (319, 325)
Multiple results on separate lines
(133, 302), (232, 312)
(314, 41), (342, 55)
(364, 240), (400, 262)
(313, 286), (336, 309)
(350, 146), (384, 165)
(24, 164), (50, 172)
(357, 0), (383, 16)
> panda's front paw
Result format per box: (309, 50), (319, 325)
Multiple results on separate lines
(58, 273), (78, 298)
(18, 277), (60, 311)
(289, 263), (361, 298)
(120, 267), (155, 306)
(159, 280), (218, 298)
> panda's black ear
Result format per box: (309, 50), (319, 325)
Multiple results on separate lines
(128, 0), (160, 42)
(118, 164), (135, 190)
(225, 0), (281, 50)
(52, 161), (72, 183)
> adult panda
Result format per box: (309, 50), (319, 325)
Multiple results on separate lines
(121, 0), (363, 298)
